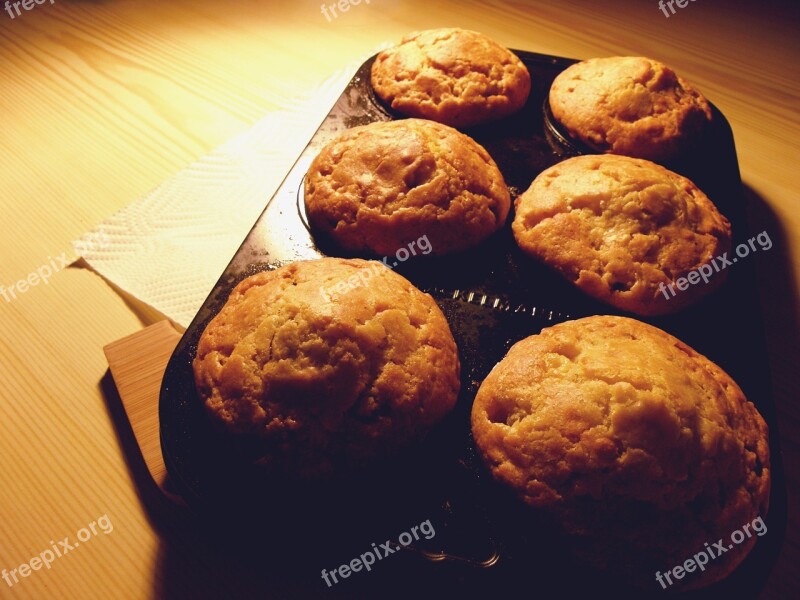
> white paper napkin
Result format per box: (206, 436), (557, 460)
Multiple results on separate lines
(72, 59), (371, 329)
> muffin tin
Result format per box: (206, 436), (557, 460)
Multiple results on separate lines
(159, 50), (786, 599)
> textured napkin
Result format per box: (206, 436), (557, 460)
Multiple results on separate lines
(72, 60), (369, 329)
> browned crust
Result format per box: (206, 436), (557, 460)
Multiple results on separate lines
(304, 118), (510, 256)
(194, 258), (461, 477)
(549, 56), (712, 162)
(512, 154), (731, 315)
(371, 28), (531, 127)
(471, 315), (770, 589)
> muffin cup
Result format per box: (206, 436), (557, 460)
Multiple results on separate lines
(542, 96), (596, 157)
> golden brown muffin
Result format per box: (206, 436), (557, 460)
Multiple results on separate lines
(193, 258), (460, 478)
(549, 56), (713, 162)
(304, 118), (510, 256)
(471, 315), (770, 590)
(512, 154), (731, 315)
(371, 28), (531, 128)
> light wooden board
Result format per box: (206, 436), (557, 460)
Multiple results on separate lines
(103, 321), (184, 505)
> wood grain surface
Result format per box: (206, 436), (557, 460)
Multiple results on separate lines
(0, 1), (797, 598)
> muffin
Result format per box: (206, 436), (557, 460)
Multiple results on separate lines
(193, 258), (460, 478)
(371, 28), (531, 128)
(512, 154), (731, 315)
(548, 56), (713, 162)
(471, 315), (770, 589)
(304, 118), (510, 256)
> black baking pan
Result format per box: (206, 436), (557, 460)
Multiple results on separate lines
(159, 50), (786, 599)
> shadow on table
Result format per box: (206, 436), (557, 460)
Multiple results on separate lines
(738, 182), (799, 599)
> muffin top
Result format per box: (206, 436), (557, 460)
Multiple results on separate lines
(549, 56), (712, 161)
(471, 315), (770, 588)
(371, 28), (531, 128)
(304, 118), (510, 256)
(193, 258), (460, 477)
(512, 154), (731, 315)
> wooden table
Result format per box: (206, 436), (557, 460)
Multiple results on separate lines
(1, 1), (797, 598)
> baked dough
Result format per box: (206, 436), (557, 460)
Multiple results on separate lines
(194, 258), (461, 478)
(549, 56), (712, 162)
(471, 315), (770, 589)
(371, 28), (531, 127)
(305, 118), (510, 256)
(512, 154), (731, 315)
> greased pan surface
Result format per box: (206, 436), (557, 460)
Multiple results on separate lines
(159, 51), (786, 599)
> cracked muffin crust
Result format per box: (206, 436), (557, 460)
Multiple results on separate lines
(549, 56), (713, 162)
(371, 28), (531, 127)
(304, 118), (510, 256)
(193, 258), (460, 478)
(512, 154), (731, 315)
(471, 315), (770, 589)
